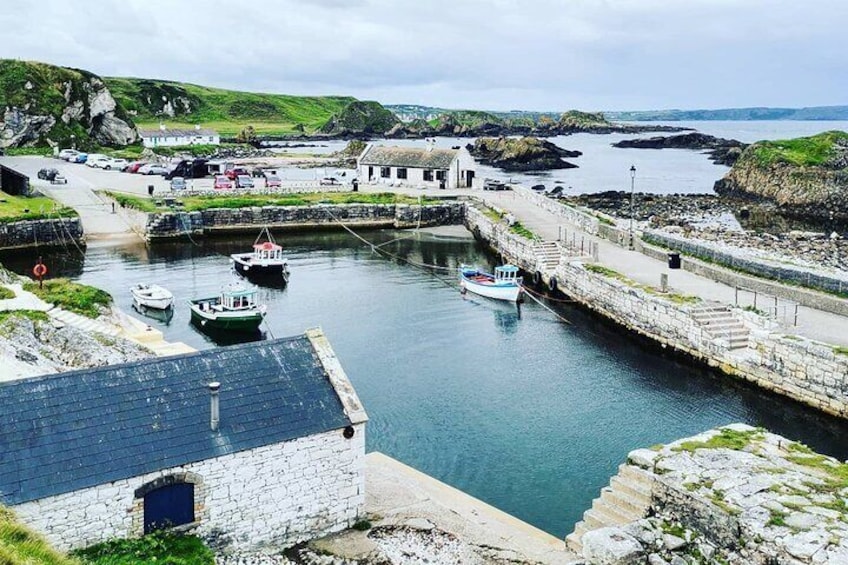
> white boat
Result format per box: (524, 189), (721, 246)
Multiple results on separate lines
(130, 283), (174, 310)
(459, 264), (524, 302)
(189, 281), (267, 332)
(230, 227), (290, 283)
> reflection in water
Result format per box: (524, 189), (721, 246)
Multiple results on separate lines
(189, 319), (267, 346)
(132, 303), (174, 326)
(493, 305), (521, 335)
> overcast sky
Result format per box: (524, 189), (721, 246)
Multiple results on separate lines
(2, 0), (845, 112)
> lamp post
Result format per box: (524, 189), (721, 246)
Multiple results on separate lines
(70, 134), (76, 150)
(629, 165), (636, 249)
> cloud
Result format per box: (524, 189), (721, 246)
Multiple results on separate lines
(1, 0), (846, 110)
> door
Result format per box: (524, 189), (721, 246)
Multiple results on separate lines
(144, 483), (195, 534)
(466, 170), (475, 187)
(368, 166), (374, 181)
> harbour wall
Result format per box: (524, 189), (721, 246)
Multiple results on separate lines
(144, 202), (466, 240)
(464, 203), (848, 419)
(0, 217), (84, 250)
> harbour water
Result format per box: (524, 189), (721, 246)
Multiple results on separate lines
(5, 227), (848, 538)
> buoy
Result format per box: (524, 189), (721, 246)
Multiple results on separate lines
(548, 277), (558, 292)
(32, 263), (47, 278)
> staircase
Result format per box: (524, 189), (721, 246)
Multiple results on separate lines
(47, 307), (121, 337)
(690, 303), (750, 350)
(566, 464), (654, 554)
(534, 241), (561, 271)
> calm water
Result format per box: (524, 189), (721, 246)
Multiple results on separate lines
(277, 120), (848, 196)
(5, 230), (848, 538)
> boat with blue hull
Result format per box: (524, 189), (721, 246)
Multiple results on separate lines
(459, 264), (524, 302)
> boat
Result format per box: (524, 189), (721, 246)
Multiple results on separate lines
(188, 281), (267, 332)
(230, 227), (290, 282)
(130, 283), (174, 310)
(459, 264), (524, 302)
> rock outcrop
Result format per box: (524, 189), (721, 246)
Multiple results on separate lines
(614, 132), (748, 165)
(0, 60), (137, 148)
(320, 100), (400, 136)
(467, 136), (581, 171)
(714, 130), (848, 223)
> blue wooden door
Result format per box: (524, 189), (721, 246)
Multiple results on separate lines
(144, 483), (194, 534)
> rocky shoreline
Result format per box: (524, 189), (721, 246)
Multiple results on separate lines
(467, 136), (581, 171)
(612, 132), (747, 166)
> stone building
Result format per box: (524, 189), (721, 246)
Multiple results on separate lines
(357, 142), (476, 189)
(0, 328), (367, 551)
(139, 125), (220, 148)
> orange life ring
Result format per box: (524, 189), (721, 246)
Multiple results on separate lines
(33, 264), (47, 277)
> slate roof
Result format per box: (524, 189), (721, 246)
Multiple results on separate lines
(0, 335), (353, 505)
(358, 145), (458, 169)
(139, 128), (218, 138)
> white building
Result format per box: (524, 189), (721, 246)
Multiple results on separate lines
(357, 143), (476, 189)
(0, 329), (367, 552)
(139, 125), (220, 148)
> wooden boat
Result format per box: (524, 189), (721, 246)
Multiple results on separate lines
(189, 281), (267, 332)
(230, 227), (290, 282)
(130, 283), (174, 310)
(459, 264), (523, 302)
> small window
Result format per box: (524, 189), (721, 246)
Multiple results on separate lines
(144, 483), (195, 534)
(380, 167), (390, 178)
(396, 168), (407, 179)
(423, 169), (433, 181)
(436, 170), (447, 181)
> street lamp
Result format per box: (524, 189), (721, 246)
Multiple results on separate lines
(70, 134), (76, 150)
(629, 165), (636, 249)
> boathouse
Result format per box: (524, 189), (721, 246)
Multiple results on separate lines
(357, 143), (476, 189)
(0, 329), (367, 551)
(139, 125), (220, 148)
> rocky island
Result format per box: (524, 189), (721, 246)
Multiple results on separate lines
(467, 136), (581, 171)
(613, 132), (748, 165)
(714, 130), (848, 223)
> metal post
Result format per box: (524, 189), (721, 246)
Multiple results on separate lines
(629, 165), (636, 249)
(661, 273), (668, 293)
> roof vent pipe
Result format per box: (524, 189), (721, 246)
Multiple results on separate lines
(209, 382), (221, 431)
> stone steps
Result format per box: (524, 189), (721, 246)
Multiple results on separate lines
(47, 307), (120, 337)
(690, 304), (749, 350)
(534, 241), (561, 270)
(566, 464), (655, 554)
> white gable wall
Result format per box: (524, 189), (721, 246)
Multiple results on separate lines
(141, 133), (221, 148)
(358, 148), (477, 189)
(12, 424), (365, 551)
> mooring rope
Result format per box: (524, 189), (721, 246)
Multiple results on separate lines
(520, 286), (572, 324)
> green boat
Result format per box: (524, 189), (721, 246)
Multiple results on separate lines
(189, 281), (267, 332)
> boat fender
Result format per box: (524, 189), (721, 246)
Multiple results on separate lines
(548, 276), (558, 292)
(533, 271), (542, 286)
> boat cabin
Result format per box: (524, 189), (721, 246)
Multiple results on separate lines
(253, 241), (285, 263)
(221, 286), (258, 310)
(494, 265), (520, 284)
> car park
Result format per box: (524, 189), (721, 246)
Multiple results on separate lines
(265, 175), (282, 188)
(235, 175), (254, 189)
(214, 175), (233, 190)
(170, 177), (187, 190)
(224, 167), (250, 180)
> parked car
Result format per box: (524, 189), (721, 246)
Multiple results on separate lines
(235, 175), (254, 189)
(214, 175), (233, 190)
(138, 164), (170, 176)
(224, 167), (250, 180)
(37, 168), (57, 180)
(265, 175), (282, 189)
(170, 177), (187, 190)
(51, 172), (67, 184)
(85, 154), (110, 168)
(58, 149), (78, 161)
(483, 178), (508, 191)
(125, 161), (147, 173)
(531, 184), (546, 191)
(319, 177), (340, 186)
(104, 158), (128, 171)
(72, 153), (88, 163)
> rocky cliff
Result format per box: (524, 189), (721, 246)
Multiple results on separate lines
(714, 131), (848, 222)
(319, 100), (400, 136)
(614, 132), (747, 165)
(0, 60), (137, 148)
(467, 136), (581, 171)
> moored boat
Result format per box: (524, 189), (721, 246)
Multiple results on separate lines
(230, 227), (290, 282)
(189, 281), (267, 332)
(459, 264), (524, 302)
(130, 283), (174, 310)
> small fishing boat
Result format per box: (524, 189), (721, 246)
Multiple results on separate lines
(130, 283), (174, 310)
(188, 281), (267, 332)
(230, 227), (290, 282)
(459, 264), (524, 302)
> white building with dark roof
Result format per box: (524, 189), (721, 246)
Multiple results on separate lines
(0, 329), (367, 552)
(139, 125), (220, 148)
(357, 143), (476, 189)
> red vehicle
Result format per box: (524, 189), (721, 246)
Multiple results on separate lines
(125, 161), (147, 173)
(265, 175), (282, 189)
(224, 167), (249, 180)
(214, 175), (233, 190)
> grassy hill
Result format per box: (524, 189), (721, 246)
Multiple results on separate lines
(104, 77), (356, 136)
(747, 130), (848, 167)
(606, 105), (848, 122)
(0, 506), (79, 564)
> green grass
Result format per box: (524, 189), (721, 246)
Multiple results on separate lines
(71, 531), (213, 565)
(0, 310), (49, 325)
(750, 130), (848, 167)
(834, 346), (848, 357)
(675, 428), (763, 453)
(0, 505), (80, 565)
(2, 146), (54, 156)
(23, 278), (111, 319)
(0, 286), (15, 299)
(509, 222), (537, 240)
(0, 192), (77, 223)
(767, 509), (788, 527)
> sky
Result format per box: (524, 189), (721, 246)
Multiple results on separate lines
(2, 0), (846, 112)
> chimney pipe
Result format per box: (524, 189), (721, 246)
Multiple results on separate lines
(209, 382), (220, 431)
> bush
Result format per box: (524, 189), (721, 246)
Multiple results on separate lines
(72, 531), (214, 565)
(23, 278), (112, 319)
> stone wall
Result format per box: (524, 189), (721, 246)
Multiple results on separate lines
(145, 202), (466, 239)
(0, 217), (83, 250)
(12, 424), (365, 552)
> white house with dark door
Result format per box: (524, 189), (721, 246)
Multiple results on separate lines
(0, 329), (367, 552)
(139, 125), (220, 148)
(357, 142), (476, 189)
